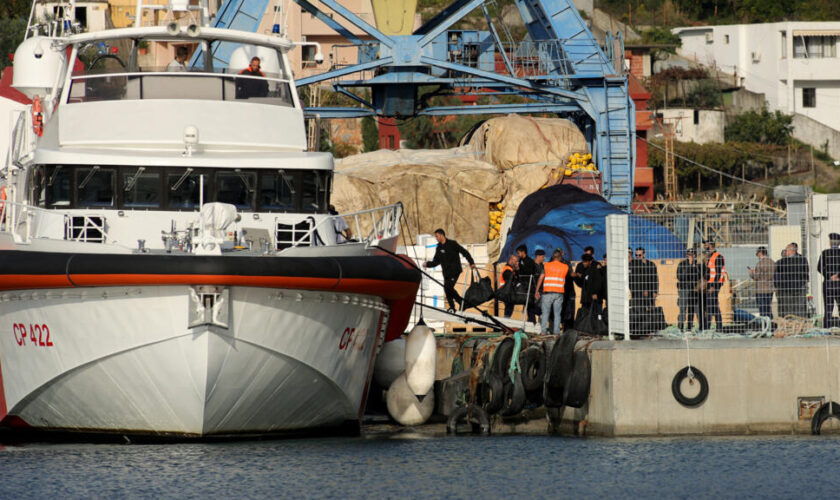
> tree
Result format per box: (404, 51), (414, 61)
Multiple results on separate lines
(361, 116), (379, 152)
(0, 17), (26, 70)
(725, 109), (793, 145)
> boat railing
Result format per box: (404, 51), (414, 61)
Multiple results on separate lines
(66, 71), (295, 107)
(280, 202), (403, 251)
(0, 195), (65, 243)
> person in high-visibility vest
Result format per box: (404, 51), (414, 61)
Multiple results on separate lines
(703, 239), (726, 329)
(536, 250), (571, 334)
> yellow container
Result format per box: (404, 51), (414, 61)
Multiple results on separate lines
(371, 0), (417, 36)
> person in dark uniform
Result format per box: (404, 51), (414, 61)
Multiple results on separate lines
(574, 253), (604, 314)
(676, 248), (703, 331)
(516, 244), (539, 323)
(774, 242), (810, 318)
(424, 228), (475, 312)
(818, 233), (840, 328)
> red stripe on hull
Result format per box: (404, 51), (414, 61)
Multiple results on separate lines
(0, 274), (418, 300)
(0, 354), (6, 422)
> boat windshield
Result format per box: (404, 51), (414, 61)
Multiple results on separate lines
(67, 39), (294, 106)
(33, 165), (331, 213)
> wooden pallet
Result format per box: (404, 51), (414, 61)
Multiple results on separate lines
(444, 322), (493, 334)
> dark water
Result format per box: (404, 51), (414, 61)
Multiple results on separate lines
(1, 433), (839, 499)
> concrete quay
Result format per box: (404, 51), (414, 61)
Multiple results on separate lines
(432, 336), (840, 437)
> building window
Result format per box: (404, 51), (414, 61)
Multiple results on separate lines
(693, 109), (699, 125)
(781, 32), (787, 59)
(301, 45), (316, 62)
(803, 88), (816, 108)
(793, 36), (837, 58)
(724, 34), (729, 44)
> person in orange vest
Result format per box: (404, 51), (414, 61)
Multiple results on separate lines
(536, 250), (572, 334)
(703, 239), (726, 329)
(236, 57), (269, 98)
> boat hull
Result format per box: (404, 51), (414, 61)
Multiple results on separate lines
(0, 285), (391, 436)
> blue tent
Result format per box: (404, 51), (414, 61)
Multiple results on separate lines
(499, 185), (684, 262)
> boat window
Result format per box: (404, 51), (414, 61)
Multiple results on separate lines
(216, 171), (256, 210)
(123, 169), (161, 208)
(77, 167), (115, 207)
(301, 170), (329, 212)
(259, 170), (296, 211)
(167, 170), (204, 209)
(45, 166), (71, 207)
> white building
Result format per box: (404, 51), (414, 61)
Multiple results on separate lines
(673, 22), (840, 133)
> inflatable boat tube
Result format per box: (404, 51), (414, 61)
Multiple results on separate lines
(563, 350), (591, 408)
(671, 366), (709, 408)
(447, 405), (490, 435)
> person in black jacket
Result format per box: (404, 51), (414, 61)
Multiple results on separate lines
(676, 248), (703, 331)
(574, 253), (604, 313)
(774, 242), (810, 318)
(818, 233), (840, 328)
(516, 245), (539, 323)
(424, 228), (475, 312)
(629, 247), (658, 332)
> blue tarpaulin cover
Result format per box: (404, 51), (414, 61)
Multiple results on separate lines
(499, 185), (684, 262)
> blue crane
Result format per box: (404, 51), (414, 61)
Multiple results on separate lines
(205, 0), (635, 209)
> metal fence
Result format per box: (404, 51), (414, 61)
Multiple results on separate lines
(606, 196), (840, 339)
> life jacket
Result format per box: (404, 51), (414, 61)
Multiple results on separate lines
(707, 251), (726, 283)
(500, 264), (513, 286)
(542, 261), (569, 293)
(0, 185), (6, 217)
(32, 96), (43, 137)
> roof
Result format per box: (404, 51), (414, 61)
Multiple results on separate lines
(0, 68), (31, 105)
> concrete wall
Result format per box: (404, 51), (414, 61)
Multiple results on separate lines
(661, 108), (725, 144)
(724, 88), (766, 122)
(584, 337), (840, 436)
(792, 113), (840, 161)
(675, 22), (840, 132)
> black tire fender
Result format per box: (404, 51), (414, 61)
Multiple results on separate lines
(447, 404), (491, 435)
(545, 329), (579, 393)
(501, 371), (527, 416)
(480, 372), (505, 415)
(519, 345), (545, 393)
(811, 401), (840, 435)
(563, 350), (591, 408)
(671, 366), (709, 408)
(492, 337), (515, 376)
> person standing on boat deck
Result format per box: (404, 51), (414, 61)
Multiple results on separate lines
(236, 57), (269, 98)
(329, 205), (351, 244)
(702, 239), (726, 329)
(676, 248), (703, 331)
(535, 250), (570, 334)
(424, 229), (475, 313)
(749, 246), (775, 320)
(516, 244), (539, 323)
(818, 233), (840, 328)
(167, 46), (189, 71)
(499, 254), (519, 318)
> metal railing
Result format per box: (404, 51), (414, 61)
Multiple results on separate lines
(278, 202), (403, 252)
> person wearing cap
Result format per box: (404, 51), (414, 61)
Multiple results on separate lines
(702, 239), (726, 329)
(818, 233), (840, 328)
(677, 248), (703, 331)
(516, 244), (539, 324)
(749, 246), (775, 320)
(573, 253), (604, 317)
(774, 242), (809, 318)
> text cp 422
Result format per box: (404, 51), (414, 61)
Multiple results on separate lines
(12, 323), (53, 347)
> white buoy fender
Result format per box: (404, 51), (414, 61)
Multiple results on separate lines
(386, 373), (434, 426)
(404, 324), (436, 396)
(373, 337), (405, 388)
